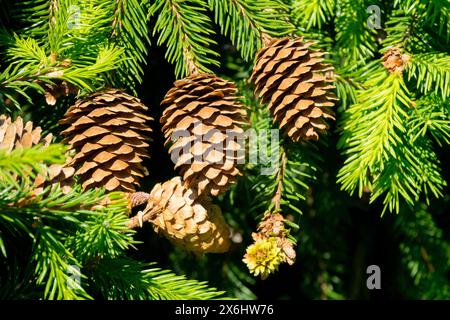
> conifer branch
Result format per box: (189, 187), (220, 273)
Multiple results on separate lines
(394, 204), (450, 298)
(338, 67), (446, 213)
(407, 53), (450, 100)
(150, 0), (219, 78)
(90, 257), (228, 300)
(335, 0), (378, 65)
(109, 0), (151, 89)
(291, 0), (335, 30)
(407, 95), (450, 146)
(208, 0), (294, 61)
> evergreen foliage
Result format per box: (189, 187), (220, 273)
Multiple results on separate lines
(0, 0), (449, 300)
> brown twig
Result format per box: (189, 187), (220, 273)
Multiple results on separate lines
(186, 51), (200, 76)
(127, 207), (161, 229)
(261, 32), (273, 47)
(420, 246), (435, 273)
(271, 149), (287, 212)
(128, 191), (151, 208)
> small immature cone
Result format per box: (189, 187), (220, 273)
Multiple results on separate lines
(0, 115), (74, 193)
(250, 37), (337, 141)
(160, 73), (247, 197)
(59, 89), (153, 192)
(143, 177), (230, 253)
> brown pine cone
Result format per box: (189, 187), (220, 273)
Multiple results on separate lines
(144, 177), (230, 253)
(250, 37), (337, 141)
(0, 115), (73, 193)
(59, 89), (153, 192)
(160, 73), (247, 197)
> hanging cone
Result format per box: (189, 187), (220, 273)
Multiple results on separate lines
(0, 114), (53, 152)
(0, 115), (74, 193)
(250, 37), (337, 141)
(160, 73), (247, 197)
(144, 177), (230, 253)
(59, 89), (153, 192)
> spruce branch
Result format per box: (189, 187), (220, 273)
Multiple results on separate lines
(335, 0), (378, 65)
(338, 67), (446, 213)
(394, 204), (450, 298)
(109, 0), (151, 89)
(407, 95), (450, 146)
(67, 192), (136, 262)
(14, 0), (54, 40)
(208, 0), (294, 61)
(0, 144), (66, 182)
(395, 0), (450, 41)
(407, 53), (450, 100)
(382, 10), (419, 50)
(150, 0), (220, 78)
(90, 257), (228, 300)
(338, 70), (410, 197)
(0, 36), (124, 110)
(272, 148), (286, 212)
(333, 70), (365, 110)
(33, 226), (91, 300)
(291, 0), (335, 30)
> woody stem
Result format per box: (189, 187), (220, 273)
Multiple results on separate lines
(271, 149), (287, 212)
(127, 207), (161, 229)
(261, 32), (273, 46)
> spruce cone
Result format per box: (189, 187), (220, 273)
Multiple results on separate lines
(59, 89), (153, 192)
(0, 115), (74, 193)
(250, 37), (337, 141)
(160, 73), (247, 196)
(0, 115), (53, 151)
(144, 177), (230, 253)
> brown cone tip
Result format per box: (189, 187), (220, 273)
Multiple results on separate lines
(250, 37), (337, 142)
(0, 114), (74, 193)
(160, 73), (247, 197)
(43, 80), (79, 106)
(382, 47), (410, 74)
(59, 89), (153, 192)
(144, 177), (231, 253)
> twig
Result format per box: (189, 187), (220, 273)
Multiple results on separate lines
(127, 207), (161, 229)
(271, 149), (287, 212)
(420, 246), (435, 273)
(261, 32), (273, 47)
(128, 191), (151, 208)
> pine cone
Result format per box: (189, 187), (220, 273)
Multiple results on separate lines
(160, 73), (247, 196)
(0, 115), (53, 151)
(144, 177), (230, 253)
(0, 115), (73, 193)
(59, 89), (153, 192)
(250, 37), (337, 141)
